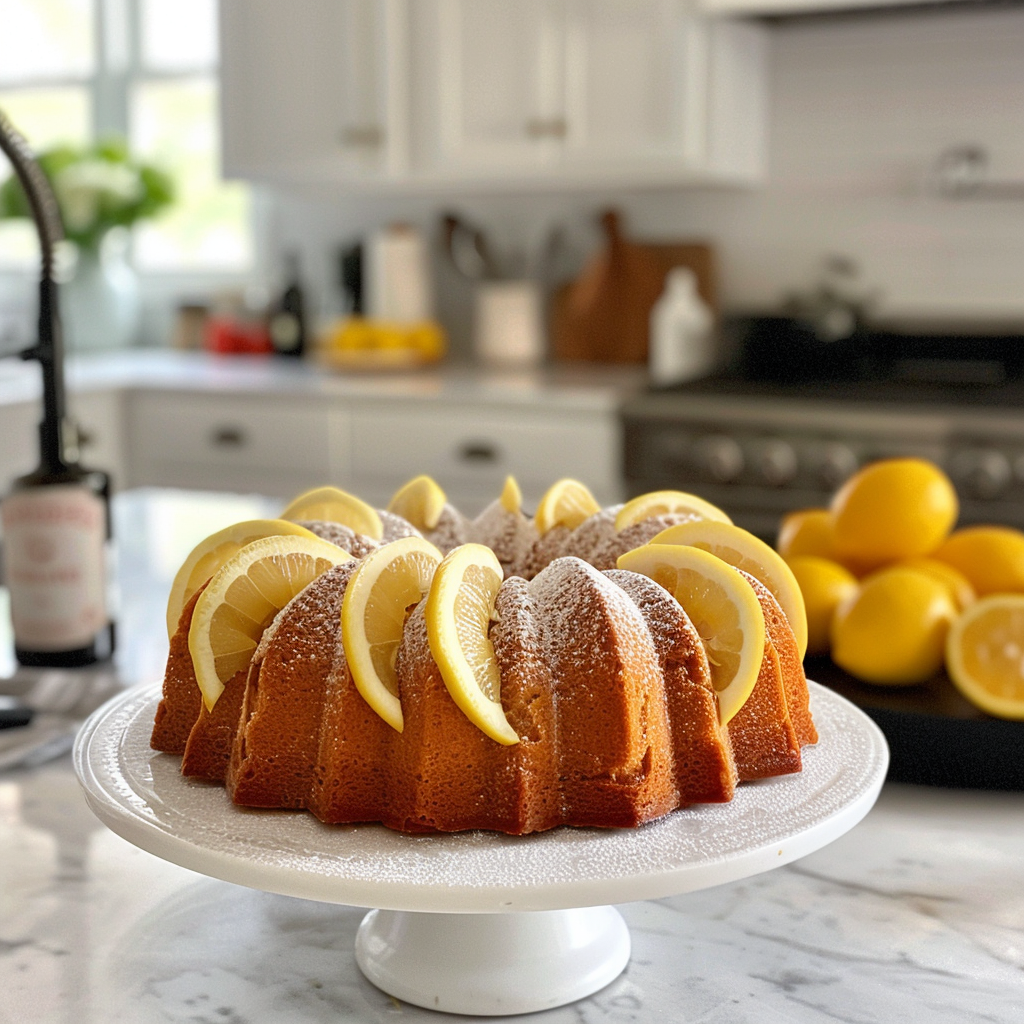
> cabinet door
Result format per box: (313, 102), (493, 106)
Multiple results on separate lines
(219, 0), (405, 181)
(126, 392), (333, 498)
(562, 0), (705, 168)
(0, 402), (39, 496)
(431, 0), (566, 172)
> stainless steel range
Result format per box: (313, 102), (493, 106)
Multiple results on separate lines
(621, 321), (1024, 540)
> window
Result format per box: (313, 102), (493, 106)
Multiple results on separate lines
(0, 0), (251, 273)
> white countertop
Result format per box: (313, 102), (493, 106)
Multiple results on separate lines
(1, 489), (1023, 1023)
(0, 349), (646, 413)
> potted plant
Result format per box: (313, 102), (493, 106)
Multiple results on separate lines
(0, 136), (174, 350)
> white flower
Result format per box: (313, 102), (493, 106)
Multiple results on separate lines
(52, 160), (144, 233)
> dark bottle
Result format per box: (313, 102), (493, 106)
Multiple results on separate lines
(0, 107), (115, 667)
(268, 252), (306, 357)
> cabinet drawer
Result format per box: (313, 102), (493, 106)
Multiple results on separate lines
(349, 406), (621, 508)
(128, 393), (332, 496)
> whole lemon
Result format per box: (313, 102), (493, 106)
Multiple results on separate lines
(830, 566), (958, 685)
(787, 555), (859, 656)
(830, 458), (958, 570)
(897, 556), (976, 611)
(777, 508), (838, 561)
(932, 525), (1024, 596)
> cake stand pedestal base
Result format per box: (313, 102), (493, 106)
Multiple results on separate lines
(354, 905), (631, 1016)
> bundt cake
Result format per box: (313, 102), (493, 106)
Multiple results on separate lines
(152, 477), (817, 835)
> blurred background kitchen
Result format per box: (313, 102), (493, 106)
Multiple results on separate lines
(3, 0), (1024, 527)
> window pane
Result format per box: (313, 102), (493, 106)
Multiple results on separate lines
(0, 87), (91, 268)
(140, 0), (217, 73)
(130, 77), (251, 271)
(0, 0), (95, 84)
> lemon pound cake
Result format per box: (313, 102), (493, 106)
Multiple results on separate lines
(151, 479), (817, 835)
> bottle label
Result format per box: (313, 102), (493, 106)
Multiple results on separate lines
(1, 485), (108, 651)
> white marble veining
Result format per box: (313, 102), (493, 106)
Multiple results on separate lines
(2, 489), (1023, 1023)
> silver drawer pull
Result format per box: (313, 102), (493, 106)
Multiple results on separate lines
(211, 426), (247, 448)
(459, 442), (498, 463)
(339, 125), (384, 148)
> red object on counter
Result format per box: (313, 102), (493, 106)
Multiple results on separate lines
(204, 315), (274, 355)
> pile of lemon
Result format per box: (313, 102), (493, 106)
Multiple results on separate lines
(778, 457), (1024, 719)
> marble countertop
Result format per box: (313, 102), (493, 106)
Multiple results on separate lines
(2, 489), (1023, 1023)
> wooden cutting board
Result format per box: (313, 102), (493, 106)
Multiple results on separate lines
(551, 210), (717, 364)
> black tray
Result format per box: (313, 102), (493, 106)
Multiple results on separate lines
(808, 658), (1024, 791)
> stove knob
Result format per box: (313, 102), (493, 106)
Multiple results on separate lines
(758, 439), (798, 486)
(952, 449), (1011, 499)
(819, 443), (859, 489)
(695, 434), (744, 483)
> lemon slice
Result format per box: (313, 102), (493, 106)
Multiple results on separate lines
(387, 475), (447, 532)
(500, 475), (522, 515)
(165, 518), (321, 640)
(650, 519), (809, 659)
(424, 543), (519, 745)
(189, 535), (351, 710)
(617, 543), (765, 725)
(615, 490), (732, 532)
(280, 485), (383, 540)
(946, 594), (1024, 719)
(341, 536), (443, 732)
(534, 479), (601, 536)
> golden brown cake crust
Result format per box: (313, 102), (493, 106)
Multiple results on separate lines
(150, 587), (206, 754)
(228, 562), (360, 809)
(606, 569), (737, 805)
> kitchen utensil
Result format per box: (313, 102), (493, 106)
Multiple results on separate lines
(473, 279), (545, 367)
(442, 213), (497, 281)
(551, 210), (717, 364)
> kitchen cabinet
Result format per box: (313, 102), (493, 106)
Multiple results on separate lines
(124, 391), (337, 499)
(418, 0), (765, 184)
(219, 0), (410, 182)
(68, 389), (127, 491)
(344, 401), (622, 513)
(0, 400), (39, 494)
(0, 391), (125, 498)
(218, 0), (767, 189)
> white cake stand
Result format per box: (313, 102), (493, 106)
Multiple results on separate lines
(74, 682), (887, 1017)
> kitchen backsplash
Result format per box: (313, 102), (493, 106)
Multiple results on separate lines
(265, 3), (1024, 360)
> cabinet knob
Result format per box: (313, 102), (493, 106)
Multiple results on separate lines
(211, 426), (247, 448)
(758, 439), (798, 486)
(695, 434), (744, 483)
(338, 125), (384, 148)
(525, 118), (567, 140)
(459, 442), (498, 464)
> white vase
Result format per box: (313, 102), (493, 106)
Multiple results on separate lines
(61, 230), (141, 352)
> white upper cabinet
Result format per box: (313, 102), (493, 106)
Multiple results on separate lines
(218, 0), (766, 189)
(219, 0), (410, 181)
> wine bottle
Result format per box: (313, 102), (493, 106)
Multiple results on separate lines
(268, 252), (306, 357)
(0, 108), (115, 667)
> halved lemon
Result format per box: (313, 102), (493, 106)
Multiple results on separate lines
(387, 475), (447, 532)
(424, 543), (519, 745)
(650, 519), (809, 659)
(280, 485), (383, 540)
(534, 479), (601, 536)
(189, 535), (351, 710)
(341, 536), (443, 732)
(617, 543), (765, 725)
(165, 518), (321, 640)
(946, 594), (1024, 719)
(614, 490), (732, 532)
(500, 475), (523, 515)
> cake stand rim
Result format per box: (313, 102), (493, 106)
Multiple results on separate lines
(73, 681), (888, 913)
